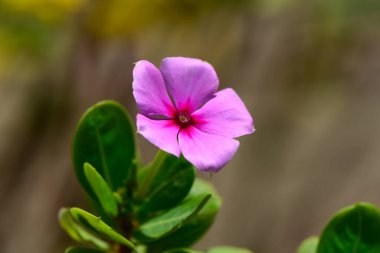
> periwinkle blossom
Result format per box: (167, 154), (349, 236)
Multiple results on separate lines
(133, 57), (254, 172)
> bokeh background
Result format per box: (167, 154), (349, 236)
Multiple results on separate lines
(1, 0), (380, 252)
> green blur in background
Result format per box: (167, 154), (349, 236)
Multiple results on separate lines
(1, 0), (380, 253)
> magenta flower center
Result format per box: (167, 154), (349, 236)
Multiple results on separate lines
(177, 111), (191, 127)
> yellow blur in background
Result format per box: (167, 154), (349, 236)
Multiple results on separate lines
(1, 1), (380, 253)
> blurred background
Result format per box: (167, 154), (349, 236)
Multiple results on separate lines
(1, 0), (380, 252)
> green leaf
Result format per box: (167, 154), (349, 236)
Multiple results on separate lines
(72, 100), (136, 199)
(58, 208), (110, 250)
(134, 194), (211, 243)
(146, 179), (222, 252)
(163, 249), (202, 253)
(317, 203), (380, 253)
(137, 151), (196, 213)
(207, 246), (253, 253)
(84, 163), (118, 217)
(59, 208), (82, 242)
(297, 236), (318, 253)
(70, 207), (135, 249)
(65, 247), (105, 253)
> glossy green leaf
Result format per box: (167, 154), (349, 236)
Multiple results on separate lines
(146, 179), (222, 252)
(207, 246), (253, 253)
(72, 100), (136, 199)
(297, 236), (318, 253)
(317, 203), (380, 253)
(59, 208), (82, 242)
(137, 151), (196, 213)
(134, 194), (211, 243)
(58, 208), (110, 250)
(84, 163), (118, 217)
(65, 247), (105, 253)
(70, 207), (135, 249)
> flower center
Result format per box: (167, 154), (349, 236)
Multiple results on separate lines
(177, 112), (191, 126)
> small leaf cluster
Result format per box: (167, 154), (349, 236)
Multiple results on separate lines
(297, 202), (380, 253)
(58, 100), (252, 253)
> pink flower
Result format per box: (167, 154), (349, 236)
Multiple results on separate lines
(133, 57), (254, 172)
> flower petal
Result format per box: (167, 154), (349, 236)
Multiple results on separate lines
(178, 126), (239, 172)
(191, 88), (254, 138)
(160, 57), (219, 113)
(133, 60), (176, 118)
(137, 114), (180, 157)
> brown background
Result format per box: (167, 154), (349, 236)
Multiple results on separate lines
(1, 1), (380, 252)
